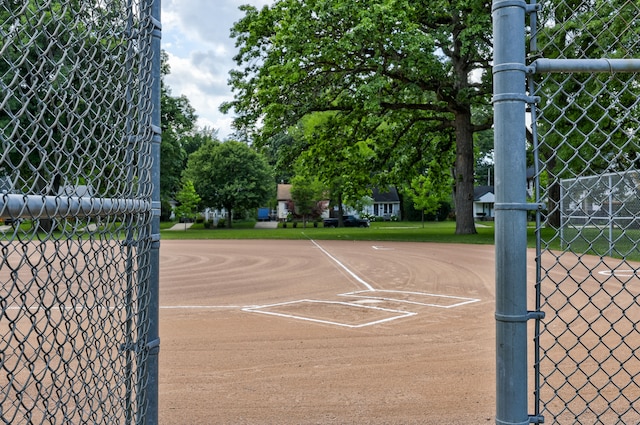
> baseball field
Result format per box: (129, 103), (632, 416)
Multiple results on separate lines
(158, 239), (498, 424)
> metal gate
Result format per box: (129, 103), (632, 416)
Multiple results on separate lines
(494, 0), (640, 423)
(0, 1), (161, 424)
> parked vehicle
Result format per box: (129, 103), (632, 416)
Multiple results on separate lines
(323, 215), (369, 228)
(257, 207), (271, 221)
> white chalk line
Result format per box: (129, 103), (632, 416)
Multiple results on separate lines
(597, 269), (640, 278)
(308, 238), (375, 291)
(159, 239), (481, 328)
(340, 290), (480, 309)
(236, 239), (480, 327)
(242, 299), (416, 328)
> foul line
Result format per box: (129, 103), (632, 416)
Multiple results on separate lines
(157, 239), (481, 328)
(308, 239), (375, 291)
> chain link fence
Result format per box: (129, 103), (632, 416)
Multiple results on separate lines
(529, 0), (640, 423)
(1, 1), (159, 423)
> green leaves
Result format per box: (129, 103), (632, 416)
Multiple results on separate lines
(183, 140), (275, 227)
(223, 0), (493, 234)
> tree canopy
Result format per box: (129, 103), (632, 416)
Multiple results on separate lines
(183, 140), (274, 227)
(222, 0), (493, 234)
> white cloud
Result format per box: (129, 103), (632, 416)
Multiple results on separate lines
(161, 0), (272, 139)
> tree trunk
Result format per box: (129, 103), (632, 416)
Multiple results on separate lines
(226, 208), (232, 228)
(337, 192), (344, 227)
(453, 110), (477, 235)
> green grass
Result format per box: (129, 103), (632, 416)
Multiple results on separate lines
(8, 218), (638, 261)
(160, 220), (640, 261)
(160, 220), (497, 244)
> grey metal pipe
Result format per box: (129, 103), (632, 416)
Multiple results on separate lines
(0, 194), (150, 219)
(531, 58), (640, 74)
(492, 0), (530, 424)
(145, 0), (162, 423)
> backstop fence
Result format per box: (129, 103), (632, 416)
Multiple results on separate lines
(0, 1), (161, 424)
(494, 0), (640, 424)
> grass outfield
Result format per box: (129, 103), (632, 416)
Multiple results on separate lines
(161, 220), (517, 245)
(162, 220), (640, 261)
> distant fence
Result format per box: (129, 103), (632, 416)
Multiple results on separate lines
(0, 1), (161, 423)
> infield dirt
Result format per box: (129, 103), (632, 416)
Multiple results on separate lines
(159, 239), (497, 424)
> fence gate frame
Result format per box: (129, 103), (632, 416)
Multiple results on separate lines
(493, 0), (640, 424)
(0, 0), (161, 423)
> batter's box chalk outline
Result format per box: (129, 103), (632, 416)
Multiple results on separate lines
(242, 299), (417, 328)
(339, 290), (480, 308)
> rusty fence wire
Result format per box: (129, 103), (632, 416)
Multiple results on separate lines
(530, 0), (640, 423)
(1, 1), (160, 423)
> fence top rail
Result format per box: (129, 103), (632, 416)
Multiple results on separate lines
(530, 58), (640, 74)
(0, 194), (150, 220)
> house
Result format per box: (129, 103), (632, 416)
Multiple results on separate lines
(361, 187), (401, 220)
(474, 186), (495, 220)
(277, 183), (330, 221)
(277, 184), (292, 220)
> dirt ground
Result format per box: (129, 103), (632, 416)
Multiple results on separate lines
(158, 240), (497, 424)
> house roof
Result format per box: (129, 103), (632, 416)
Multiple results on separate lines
(0, 176), (12, 194)
(372, 186), (399, 203)
(474, 186), (494, 201)
(277, 184), (292, 201)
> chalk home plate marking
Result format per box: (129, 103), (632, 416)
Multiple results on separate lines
(340, 290), (480, 308)
(239, 239), (481, 327)
(242, 299), (416, 328)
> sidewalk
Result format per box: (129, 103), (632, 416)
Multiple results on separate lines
(166, 222), (194, 231)
(254, 221), (278, 229)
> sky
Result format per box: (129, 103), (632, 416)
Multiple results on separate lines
(161, 0), (272, 139)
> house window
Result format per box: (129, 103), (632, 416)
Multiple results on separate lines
(375, 203), (394, 216)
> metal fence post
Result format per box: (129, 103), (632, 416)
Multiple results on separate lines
(492, 0), (531, 424)
(146, 0), (162, 423)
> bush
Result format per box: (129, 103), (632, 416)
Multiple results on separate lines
(217, 218), (226, 228)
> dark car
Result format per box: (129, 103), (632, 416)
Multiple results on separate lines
(323, 215), (369, 228)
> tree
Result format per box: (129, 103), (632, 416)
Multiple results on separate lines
(0, 1), (148, 231)
(173, 179), (201, 227)
(290, 172), (324, 227)
(183, 141), (274, 228)
(222, 0), (493, 234)
(160, 51), (200, 218)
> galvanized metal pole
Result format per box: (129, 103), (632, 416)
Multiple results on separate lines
(146, 0), (162, 423)
(492, 0), (531, 424)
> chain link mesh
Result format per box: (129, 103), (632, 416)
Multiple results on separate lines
(1, 1), (155, 423)
(532, 0), (640, 422)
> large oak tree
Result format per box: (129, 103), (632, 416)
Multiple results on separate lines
(222, 0), (492, 234)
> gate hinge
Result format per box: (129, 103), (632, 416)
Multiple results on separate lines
(529, 414), (544, 423)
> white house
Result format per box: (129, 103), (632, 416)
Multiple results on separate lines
(361, 187), (401, 220)
(277, 183), (330, 221)
(474, 186), (495, 220)
(277, 184), (292, 220)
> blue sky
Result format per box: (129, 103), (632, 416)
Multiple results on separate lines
(161, 0), (272, 139)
